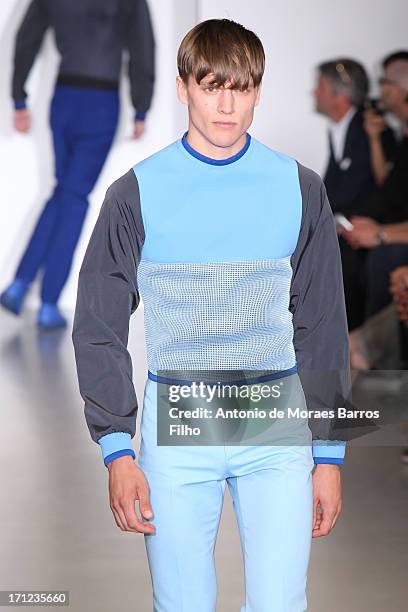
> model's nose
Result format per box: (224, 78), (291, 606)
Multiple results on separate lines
(218, 89), (234, 114)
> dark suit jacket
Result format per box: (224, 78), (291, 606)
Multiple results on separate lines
(323, 108), (396, 215)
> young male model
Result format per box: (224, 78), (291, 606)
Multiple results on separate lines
(72, 18), (350, 612)
(0, 0), (155, 329)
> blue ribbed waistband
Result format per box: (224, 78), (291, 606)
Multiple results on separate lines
(147, 364), (298, 386)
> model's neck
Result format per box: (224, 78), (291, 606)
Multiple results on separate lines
(185, 125), (248, 160)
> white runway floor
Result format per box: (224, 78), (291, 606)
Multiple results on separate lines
(1, 306), (407, 612)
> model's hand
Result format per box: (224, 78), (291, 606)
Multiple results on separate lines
(312, 464), (342, 537)
(107, 455), (156, 534)
(14, 109), (31, 133)
(132, 119), (145, 139)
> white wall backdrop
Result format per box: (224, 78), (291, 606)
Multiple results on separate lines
(0, 0), (406, 309)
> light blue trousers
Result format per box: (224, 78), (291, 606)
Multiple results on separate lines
(137, 378), (315, 612)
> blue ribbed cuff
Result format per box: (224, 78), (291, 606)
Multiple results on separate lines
(312, 440), (346, 464)
(104, 449), (136, 467)
(98, 432), (135, 467)
(14, 99), (27, 110)
(135, 110), (146, 121)
(314, 457), (344, 465)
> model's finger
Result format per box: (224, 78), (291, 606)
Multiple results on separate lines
(315, 507), (336, 537)
(138, 483), (154, 520)
(312, 498), (321, 529)
(120, 499), (145, 532)
(110, 500), (127, 531)
(122, 500), (155, 534)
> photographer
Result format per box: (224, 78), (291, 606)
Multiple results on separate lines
(363, 100), (395, 185)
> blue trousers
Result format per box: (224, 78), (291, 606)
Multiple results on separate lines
(15, 85), (119, 304)
(137, 378), (315, 612)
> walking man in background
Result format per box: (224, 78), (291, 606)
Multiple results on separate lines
(0, 0), (155, 329)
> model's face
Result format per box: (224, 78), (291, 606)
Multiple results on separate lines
(176, 72), (261, 147)
(313, 75), (338, 116)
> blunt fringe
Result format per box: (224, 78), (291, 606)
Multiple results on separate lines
(177, 19), (265, 90)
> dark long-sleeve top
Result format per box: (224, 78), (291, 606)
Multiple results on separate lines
(12, 0), (155, 119)
(72, 132), (353, 467)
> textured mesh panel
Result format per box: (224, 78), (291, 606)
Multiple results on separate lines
(137, 257), (297, 372)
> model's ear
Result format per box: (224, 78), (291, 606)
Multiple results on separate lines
(176, 75), (188, 105)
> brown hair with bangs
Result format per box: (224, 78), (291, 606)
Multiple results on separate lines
(177, 19), (265, 91)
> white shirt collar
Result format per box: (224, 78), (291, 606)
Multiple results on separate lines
(328, 106), (357, 162)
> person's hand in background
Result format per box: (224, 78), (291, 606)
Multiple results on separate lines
(13, 108), (31, 133)
(343, 216), (381, 249)
(394, 290), (408, 325)
(390, 266), (408, 326)
(390, 265), (408, 294)
(363, 108), (386, 139)
(133, 119), (146, 140)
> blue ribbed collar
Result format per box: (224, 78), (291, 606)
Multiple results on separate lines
(181, 131), (251, 165)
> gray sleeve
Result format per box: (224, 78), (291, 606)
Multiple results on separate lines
(125, 0), (155, 116)
(290, 162), (352, 442)
(71, 169), (145, 444)
(12, 0), (49, 104)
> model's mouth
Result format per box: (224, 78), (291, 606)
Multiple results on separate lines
(213, 122), (236, 127)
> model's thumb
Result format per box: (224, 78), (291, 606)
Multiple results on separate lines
(139, 489), (153, 519)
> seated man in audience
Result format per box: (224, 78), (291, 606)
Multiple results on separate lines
(313, 58), (397, 338)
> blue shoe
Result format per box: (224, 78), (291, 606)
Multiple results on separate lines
(0, 279), (30, 315)
(37, 303), (67, 330)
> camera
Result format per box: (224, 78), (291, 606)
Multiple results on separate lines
(364, 97), (386, 116)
